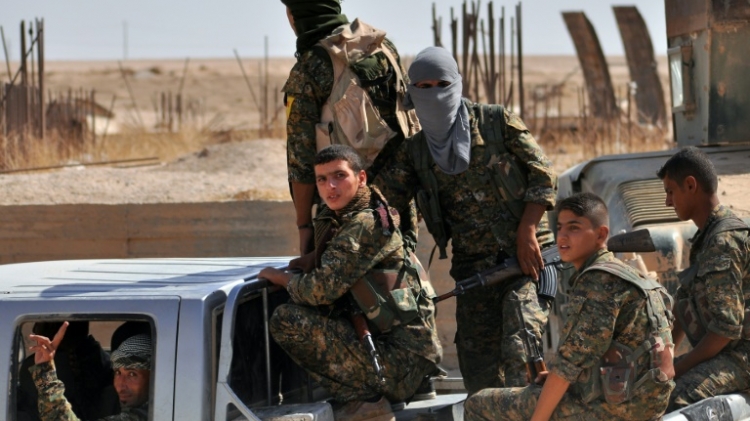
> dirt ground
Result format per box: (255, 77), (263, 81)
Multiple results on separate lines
(0, 138), (290, 205)
(0, 55), (671, 204)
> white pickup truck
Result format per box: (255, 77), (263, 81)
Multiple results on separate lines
(0, 257), (466, 421)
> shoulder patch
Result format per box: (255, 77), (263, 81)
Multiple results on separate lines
(697, 255), (732, 277)
(286, 96), (295, 119)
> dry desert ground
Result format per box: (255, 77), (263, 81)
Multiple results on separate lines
(0, 55), (671, 205)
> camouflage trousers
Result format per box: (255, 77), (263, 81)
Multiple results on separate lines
(455, 276), (549, 394)
(668, 348), (750, 412)
(464, 381), (673, 421)
(270, 303), (435, 403)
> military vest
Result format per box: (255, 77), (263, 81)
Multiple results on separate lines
(575, 260), (675, 405)
(314, 19), (419, 169)
(410, 103), (529, 259)
(675, 215), (750, 347)
(316, 198), (430, 334)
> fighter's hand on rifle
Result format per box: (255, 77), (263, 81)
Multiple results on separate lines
(517, 227), (543, 280)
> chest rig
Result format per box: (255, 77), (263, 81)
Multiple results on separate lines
(315, 200), (427, 334)
(410, 103), (529, 260)
(575, 260), (675, 405)
(675, 215), (750, 347)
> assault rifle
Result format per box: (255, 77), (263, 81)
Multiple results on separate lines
(349, 303), (387, 384)
(433, 229), (655, 303)
(517, 303), (547, 383)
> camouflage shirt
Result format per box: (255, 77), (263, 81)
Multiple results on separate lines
(282, 38), (408, 184)
(675, 205), (750, 342)
(552, 249), (672, 406)
(30, 361), (148, 421)
(285, 190), (441, 364)
(374, 100), (557, 279)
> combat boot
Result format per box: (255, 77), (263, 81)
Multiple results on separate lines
(332, 396), (395, 421)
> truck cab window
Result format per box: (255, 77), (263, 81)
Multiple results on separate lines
(14, 319), (155, 421)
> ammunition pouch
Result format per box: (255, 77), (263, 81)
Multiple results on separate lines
(576, 260), (675, 404)
(349, 252), (425, 334)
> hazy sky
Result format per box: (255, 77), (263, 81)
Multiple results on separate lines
(1, 0), (667, 61)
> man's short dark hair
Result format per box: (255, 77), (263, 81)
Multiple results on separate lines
(314, 144), (365, 173)
(556, 192), (609, 229)
(656, 146), (718, 194)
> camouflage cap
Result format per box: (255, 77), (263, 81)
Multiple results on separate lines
(111, 334), (152, 370)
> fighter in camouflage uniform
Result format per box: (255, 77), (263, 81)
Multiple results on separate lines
(29, 323), (151, 421)
(280, 0), (419, 255)
(374, 46), (556, 393)
(260, 145), (441, 421)
(657, 147), (750, 412)
(464, 193), (675, 421)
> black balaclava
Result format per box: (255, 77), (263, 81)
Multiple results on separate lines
(281, 0), (349, 54)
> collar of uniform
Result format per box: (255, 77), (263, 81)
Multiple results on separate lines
(689, 203), (727, 246)
(569, 248), (611, 287)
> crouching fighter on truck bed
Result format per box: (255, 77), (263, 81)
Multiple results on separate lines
(464, 193), (675, 421)
(373, 46), (557, 394)
(259, 145), (442, 421)
(657, 147), (750, 412)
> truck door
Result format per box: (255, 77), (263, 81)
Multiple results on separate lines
(0, 296), (180, 421)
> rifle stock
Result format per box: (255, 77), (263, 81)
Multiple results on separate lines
(517, 304), (547, 383)
(350, 308), (386, 384)
(434, 229), (655, 303)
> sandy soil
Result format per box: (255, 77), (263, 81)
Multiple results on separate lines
(0, 138), (290, 205)
(4, 55), (669, 133)
(0, 55), (671, 205)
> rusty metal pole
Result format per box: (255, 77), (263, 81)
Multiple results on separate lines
(558, 85), (562, 132)
(499, 7), (505, 106)
(265, 35), (270, 136)
(37, 19), (44, 140)
(177, 57), (190, 98)
(509, 17), (514, 111)
(117, 60), (145, 128)
(462, 2), (470, 97)
(20, 21), (27, 87)
(627, 82), (633, 151)
(544, 84), (550, 133)
(20, 21), (29, 143)
(91, 90), (96, 144)
(488, 2), (496, 104)
(432, 3), (442, 47)
(516, 2), (524, 119)
(450, 8), (458, 67)
(1, 26), (11, 81)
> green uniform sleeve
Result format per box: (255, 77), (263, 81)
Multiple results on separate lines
(283, 51), (334, 184)
(286, 212), (403, 306)
(696, 231), (746, 339)
(30, 361), (81, 421)
(502, 109), (557, 209)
